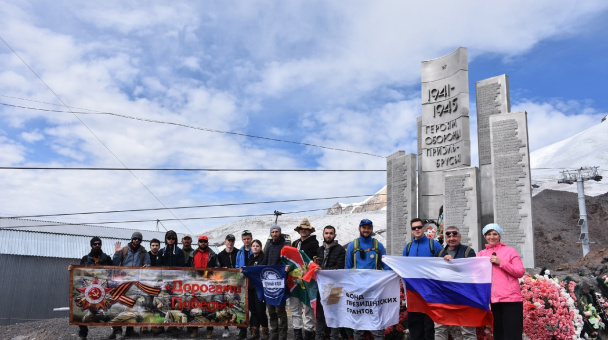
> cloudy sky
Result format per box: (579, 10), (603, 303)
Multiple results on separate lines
(1, 1), (607, 235)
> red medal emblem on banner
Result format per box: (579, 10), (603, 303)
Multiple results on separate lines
(75, 277), (113, 311)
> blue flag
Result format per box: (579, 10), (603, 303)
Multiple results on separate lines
(242, 265), (289, 306)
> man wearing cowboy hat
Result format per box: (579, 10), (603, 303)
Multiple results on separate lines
(289, 218), (319, 340)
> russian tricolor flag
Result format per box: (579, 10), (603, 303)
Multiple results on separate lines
(383, 256), (493, 327)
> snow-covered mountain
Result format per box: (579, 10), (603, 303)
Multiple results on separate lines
(202, 211), (387, 250)
(530, 120), (608, 196)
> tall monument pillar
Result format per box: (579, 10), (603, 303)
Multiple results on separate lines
(489, 111), (535, 268)
(418, 47), (471, 221)
(476, 75), (511, 229)
(386, 151), (417, 254)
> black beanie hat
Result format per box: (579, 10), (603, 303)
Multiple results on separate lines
(90, 236), (102, 247)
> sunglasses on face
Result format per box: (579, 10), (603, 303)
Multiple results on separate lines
(446, 231), (459, 237)
(411, 226), (423, 230)
(242, 230), (252, 235)
(199, 240), (208, 243)
(92, 242), (102, 246)
(132, 238), (142, 242)
(167, 237), (176, 240)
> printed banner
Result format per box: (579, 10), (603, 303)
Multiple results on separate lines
(316, 269), (400, 330)
(70, 266), (248, 327)
(383, 256), (493, 327)
(241, 265), (288, 306)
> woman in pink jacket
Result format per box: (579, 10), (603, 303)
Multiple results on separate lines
(477, 223), (525, 340)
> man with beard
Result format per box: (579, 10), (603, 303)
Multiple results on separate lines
(345, 219), (389, 340)
(260, 226), (289, 340)
(182, 234), (194, 262)
(289, 219), (319, 340)
(149, 238), (161, 267)
(313, 225), (345, 340)
(111, 232), (151, 338)
(187, 235), (220, 339)
(159, 230), (186, 267)
(68, 237), (113, 340)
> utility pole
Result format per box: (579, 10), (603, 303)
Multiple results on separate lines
(557, 166), (603, 257)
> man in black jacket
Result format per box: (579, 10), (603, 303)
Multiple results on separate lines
(313, 226), (345, 340)
(159, 230), (186, 267)
(149, 238), (162, 266)
(260, 226), (288, 340)
(68, 237), (113, 340)
(290, 218), (318, 340)
(218, 234), (238, 339)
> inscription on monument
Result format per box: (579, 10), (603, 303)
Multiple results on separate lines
(491, 119), (526, 253)
(387, 152), (416, 254)
(444, 174), (469, 237)
(478, 82), (502, 165)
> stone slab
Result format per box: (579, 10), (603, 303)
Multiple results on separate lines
(419, 47), (471, 222)
(443, 167), (481, 251)
(386, 151), (417, 255)
(489, 111), (534, 268)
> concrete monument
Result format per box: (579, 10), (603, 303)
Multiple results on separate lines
(386, 151), (417, 254)
(476, 75), (511, 228)
(443, 167), (481, 251)
(419, 47), (471, 222)
(489, 111), (534, 268)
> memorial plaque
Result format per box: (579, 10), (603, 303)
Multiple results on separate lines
(443, 167), (481, 251)
(476, 75), (511, 230)
(387, 151), (417, 255)
(419, 47), (471, 220)
(489, 111), (534, 268)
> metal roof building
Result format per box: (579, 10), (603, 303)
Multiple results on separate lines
(0, 218), (206, 326)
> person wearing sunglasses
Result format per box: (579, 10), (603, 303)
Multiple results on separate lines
(111, 232), (151, 338)
(159, 230), (186, 267)
(186, 235), (220, 339)
(433, 226), (477, 340)
(68, 237), (113, 340)
(403, 218), (443, 340)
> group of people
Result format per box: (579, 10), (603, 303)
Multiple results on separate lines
(70, 217), (525, 340)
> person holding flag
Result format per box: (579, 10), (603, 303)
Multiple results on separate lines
(288, 218), (319, 340)
(477, 223), (525, 340)
(312, 225), (345, 340)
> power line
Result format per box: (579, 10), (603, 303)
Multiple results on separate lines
(0, 36), (195, 235)
(0, 166), (385, 171)
(1, 201), (387, 228)
(0, 101), (385, 158)
(7, 194), (386, 218)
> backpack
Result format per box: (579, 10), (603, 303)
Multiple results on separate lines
(436, 245), (473, 258)
(353, 238), (381, 270)
(405, 239), (435, 256)
(120, 246), (147, 266)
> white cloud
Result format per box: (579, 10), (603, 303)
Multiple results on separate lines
(20, 130), (44, 143)
(513, 99), (607, 152)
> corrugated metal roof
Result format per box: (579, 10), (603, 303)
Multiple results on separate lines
(0, 218), (198, 259)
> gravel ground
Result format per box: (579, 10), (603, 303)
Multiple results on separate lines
(1, 318), (296, 340)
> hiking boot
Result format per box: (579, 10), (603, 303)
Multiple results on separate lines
(206, 329), (214, 339)
(223, 328), (230, 338)
(238, 327), (248, 340)
(260, 327), (269, 340)
(246, 327), (259, 340)
(190, 328), (199, 338)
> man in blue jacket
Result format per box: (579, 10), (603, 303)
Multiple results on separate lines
(403, 218), (443, 340)
(345, 219), (389, 340)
